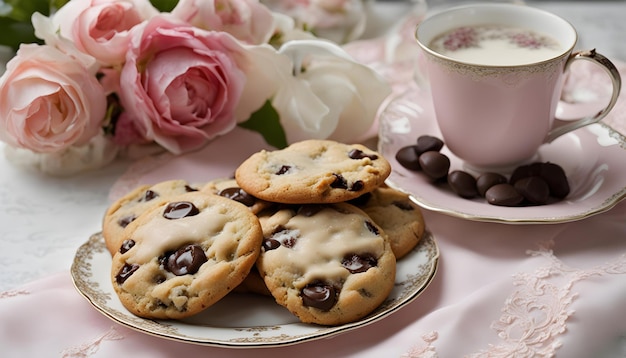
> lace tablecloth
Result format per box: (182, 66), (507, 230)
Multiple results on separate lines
(1, 1), (625, 357)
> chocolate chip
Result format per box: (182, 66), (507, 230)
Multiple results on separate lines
(119, 239), (135, 254)
(539, 162), (570, 199)
(269, 226), (299, 248)
(115, 263), (140, 284)
(348, 148), (378, 160)
(447, 170), (478, 198)
(416, 135), (444, 154)
(218, 187), (256, 207)
(117, 215), (136, 228)
(485, 183), (524, 207)
(330, 173), (348, 189)
(165, 244), (207, 276)
(163, 201), (200, 220)
(514, 176), (550, 205)
(276, 165), (291, 175)
(262, 238), (281, 251)
(365, 221), (379, 235)
(140, 189), (158, 202)
(342, 253), (377, 273)
(476, 172), (507, 197)
(350, 180), (364, 192)
(395, 145), (421, 171)
(419, 151), (450, 180)
(184, 185), (198, 192)
(301, 281), (338, 311)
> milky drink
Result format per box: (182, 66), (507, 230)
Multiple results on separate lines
(428, 25), (563, 66)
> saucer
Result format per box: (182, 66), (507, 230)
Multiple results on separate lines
(378, 85), (626, 224)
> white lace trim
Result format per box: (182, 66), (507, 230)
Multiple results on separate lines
(404, 240), (626, 358)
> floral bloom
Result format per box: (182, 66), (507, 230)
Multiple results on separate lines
(117, 15), (279, 154)
(52, 0), (159, 67)
(0, 44), (107, 153)
(172, 0), (275, 45)
(273, 40), (391, 143)
(262, 0), (367, 43)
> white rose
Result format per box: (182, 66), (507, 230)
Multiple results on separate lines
(274, 39), (391, 143)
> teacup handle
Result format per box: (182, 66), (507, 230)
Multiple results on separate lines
(546, 49), (622, 142)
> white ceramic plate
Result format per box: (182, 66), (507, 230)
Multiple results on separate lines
(378, 83), (626, 224)
(71, 231), (439, 348)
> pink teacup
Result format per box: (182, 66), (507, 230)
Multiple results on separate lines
(415, 3), (621, 172)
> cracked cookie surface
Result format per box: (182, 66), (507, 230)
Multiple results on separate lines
(235, 140), (391, 204)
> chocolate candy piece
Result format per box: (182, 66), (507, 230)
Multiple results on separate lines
(163, 201), (200, 220)
(509, 162), (543, 185)
(301, 281), (338, 311)
(218, 187), (256, 207)
(476, 172), (507, 197)
(514, 176), (550, 205)
(416, 135), (444, 154)
(447, 170), (478, 198)
(419, 151), (450, 180)
(539, 162), (570, 198)
(165, 244), (208, 276)
(395, 145), (421, 171)
(341, 253), (377, 273)
(485, 183), (524, 207)
(115, 263), (140, 284)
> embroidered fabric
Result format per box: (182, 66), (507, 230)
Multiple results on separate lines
(404, 241), (626, 358)
(61, 327), (124, 358)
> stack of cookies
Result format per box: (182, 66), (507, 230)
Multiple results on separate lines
(103, 139), (426, 326)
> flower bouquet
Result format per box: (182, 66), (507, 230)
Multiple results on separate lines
(0, 0), (391, 175)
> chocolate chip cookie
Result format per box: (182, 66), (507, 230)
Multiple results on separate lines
(256, 203), (396, 325)
(235, 140), (391, 204)
(103, 180), (203, 255)
(110, 192), (263, 319)
(350, 186), (425, 259)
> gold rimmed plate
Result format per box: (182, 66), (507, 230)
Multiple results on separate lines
(70, 231), (439, 348)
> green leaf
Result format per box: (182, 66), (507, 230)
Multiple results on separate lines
(149, 0), (179, 12)
(2, 0), (50, 21)
(0, 18), (42, 50)
(238, 100), (287, 149)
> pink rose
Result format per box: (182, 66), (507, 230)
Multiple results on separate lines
(118, 15), (278, 154)
(172, 0), (275, 45)
(0, 44), (107, 153)
(52, 0), (159, 66)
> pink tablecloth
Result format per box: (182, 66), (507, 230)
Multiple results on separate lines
(1, 167), (625, 357)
